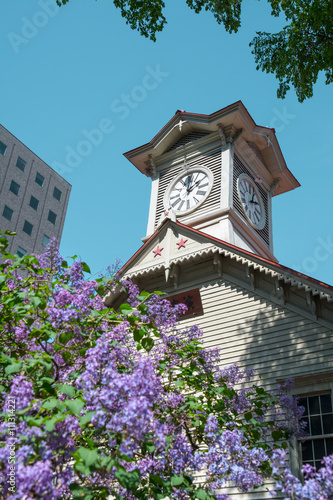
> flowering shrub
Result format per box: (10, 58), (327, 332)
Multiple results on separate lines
(0, 231), (332, 499)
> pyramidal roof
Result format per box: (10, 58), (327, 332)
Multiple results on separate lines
(124, 101), (299, 196)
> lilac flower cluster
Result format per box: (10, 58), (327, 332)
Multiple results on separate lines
(1, 239), (332, 499)
(271, 449), (333, 499)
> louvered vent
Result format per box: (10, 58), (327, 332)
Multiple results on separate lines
(166, 131), (211, 152)
(155, 147), (221, 228)
(233, 154), (270, 246)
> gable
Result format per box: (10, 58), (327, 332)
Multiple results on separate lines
(165, 130), (211, 153)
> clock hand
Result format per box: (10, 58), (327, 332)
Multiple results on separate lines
(187, 179), (202, 193)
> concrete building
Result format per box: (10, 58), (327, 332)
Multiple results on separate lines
(111, 102), (333, 497)
(0, 124), (71, 256)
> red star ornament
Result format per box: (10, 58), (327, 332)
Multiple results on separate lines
(153, 245), (163, 257)
(177, 238), (188, 249)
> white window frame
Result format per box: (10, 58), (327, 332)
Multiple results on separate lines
(288, 374), (333, 478)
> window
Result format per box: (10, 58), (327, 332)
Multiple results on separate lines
(35, 172), (45, 187)
(29, 195), (39, 211)
(299, 393), (333, 470)
(16, 157), (26, 171)
(2, 205), (13, 221)
(48, 210), (57, 225)
(42, 234), (50, 247)
(23, 220), (33, 236)
(9, 180), (20, 196)
(0, 141), (7, 156)
(53, 187), (62, 201)
(17, 246), (27, 257)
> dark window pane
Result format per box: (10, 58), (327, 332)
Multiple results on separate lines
(17, 246), (27, 257)
(320, 394), (332, 414)
(310, 415), (322, 436)
(48, 210), (57, 225)
(302, 440), (313, 461)
(322, 414), (333, 434)
(309, 396), (320, 415)
(2, 205), (13, 221)
(23, 220), (33, 236)
(9, 180), (20, 196)
(29, 196), (39, 211)
(313, 439), (325, 460)
(53, 187), (62, 201)
(35, 172), (44, 186)
(16, 157), (26, 171)
(299, 398), (308, 416)
(0, 141), (7, 155)
(42, 234), (50, 247)
(315, 460), (322, 470)
(302, 416), (310, 435)
(327, 438), (333, 455)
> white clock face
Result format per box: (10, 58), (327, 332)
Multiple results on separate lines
(237, 175), (265, 229)
(167, 169), (212, 214)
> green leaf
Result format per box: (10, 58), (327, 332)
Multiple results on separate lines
(45, 417), (59, 431)
(272, 430), (282, 442)
(59, 332), (73, 345)
(171, 475), (184, 486)
(81, 262), (91, 273)
(0, 237), (9, 250)
(79, 411), (95, 427)
(74, 462), (91, 477)
(133, 329), (146, 342)
(42, 398), (59, 410)
(141, 337), (154, 352)
(30, 296), (42, 308)
(119, 303), (133, 316)
(195, 488), (207, 500)
(42, 381), (57, 396)
(150, 474), (164, 486)
(57, 383), (75, 397)
(136, 291), (149, 301)
(65, 399), (85, 415)
(78, 446), (99, 466)
(5, 363), (22, 375)
(115, 468), (141, 491)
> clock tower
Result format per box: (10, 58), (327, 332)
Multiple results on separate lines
(124, 101), (299, 261)
(111, 103), (333, 491)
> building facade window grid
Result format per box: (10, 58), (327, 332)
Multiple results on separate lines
(16, 157), (26, 171)
(0, 124), (71, 256)
(9, 180), (20, 196)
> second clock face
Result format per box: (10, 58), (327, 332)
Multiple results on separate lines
(167, 169), (212, 214)
(237, 174), (265, 229)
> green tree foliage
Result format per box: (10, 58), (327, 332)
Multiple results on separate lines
(56, 0), (333, 101)
(251, 0), (333, 102)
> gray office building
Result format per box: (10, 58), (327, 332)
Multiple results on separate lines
(0, 124), (71, 257)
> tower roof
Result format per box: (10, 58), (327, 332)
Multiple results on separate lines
(124, 101), (299, 196)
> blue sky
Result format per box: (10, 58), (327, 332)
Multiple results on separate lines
(1, 0), (333, 284)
